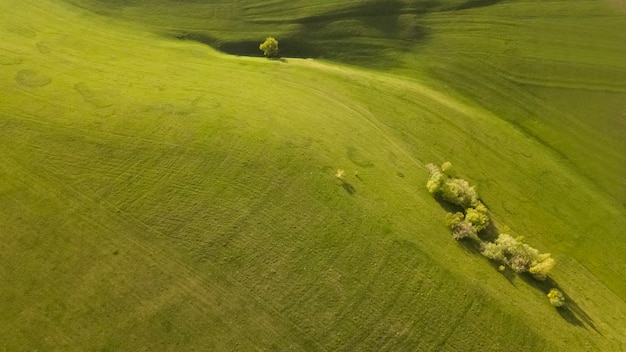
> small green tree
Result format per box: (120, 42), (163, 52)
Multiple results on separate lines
(425, 162), (479, 208)
(446, 212), (476, 240)
(547, 288), (565, 307)
(529, 253), (556, 281)
(426, 163), (446, 194)
(440, 178), (479, 209)
(441, 161), (455, 177)
(480, 241), (505, 263)
(259, 37), (279, 58)
(465, 202), (489, 231)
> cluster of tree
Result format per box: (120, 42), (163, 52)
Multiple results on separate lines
(481, 234), (555, 281)
(426, 162), (489, 240)
(426, 162), (562, 306)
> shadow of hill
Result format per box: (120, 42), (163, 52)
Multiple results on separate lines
(172, 32), (322, 59)
(455, 0), (506, 11)
(171, 0), (434, 67)
(288, 0), (433, 67)
(71, 0), (510, 67)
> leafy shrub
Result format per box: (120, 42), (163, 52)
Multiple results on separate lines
(426, 163), (446, 194)
(426, 162), (479, 208)
(259, 37), (279, 58)
(480, 241), (505, 263)
(547, 288), (565, 307)
(446, 212), (477, 240)
(529, 253), (556, 281)
(480, 234), (555, 278)
(441, 178), (479, 209)
(465, 202), (490, 231)
(428, 162), (489, 240)
(441, 161), (455, 176)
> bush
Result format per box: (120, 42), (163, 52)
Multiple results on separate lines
(440, 178), (479, 209)
(500, 235), (539, 273)
(446, 212), (476, 240)
(426, 163), (446, 194)
(452, 221), (477, 240)
(259, 37), (279, 58)
(480, 241), (505, 263)
(480, 234), (555, 276)
(441, 161), (455, 177)
(428, 162), (490, 240)
(465, 202), (489, 231)
(529, 253), (556, 281)
(547, 288), (565, 307)
(426, 162), (479, 208)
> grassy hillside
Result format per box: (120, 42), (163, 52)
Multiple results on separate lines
(1, 0), (625, 351)
(65, 0), (626, 203)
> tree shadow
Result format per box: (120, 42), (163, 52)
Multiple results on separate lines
(455, 237), (517, 286)
(520, 275), (600, 332)
(456, 236), (482, 255)
(498, 266), (517, 285)
(477, 219), (499, 242)
(490, 261), (518, 286)
(433, 195), (463, 214)
(433, 194), (599, 331)
(338, 179), (356, 195)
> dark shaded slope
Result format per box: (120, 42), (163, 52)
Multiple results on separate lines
(65, 0), (453, 65)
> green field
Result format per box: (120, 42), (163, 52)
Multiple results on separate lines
(1, 0), (625, 350)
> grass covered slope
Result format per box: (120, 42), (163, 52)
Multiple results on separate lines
(65, 0), (626, 203)
(1, 0), (626, 351)
(413, 0), (626, 203)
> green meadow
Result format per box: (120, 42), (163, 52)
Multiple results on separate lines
(1, 0), (625, 350)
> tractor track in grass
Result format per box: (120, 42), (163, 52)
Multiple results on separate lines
(284, 59), (540, 177)
(0, 122), (327, 351)
(274, 58), (500, 170)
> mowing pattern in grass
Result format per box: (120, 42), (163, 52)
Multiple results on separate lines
(1, 0), (625, 350)
(65, 0), (626, 201)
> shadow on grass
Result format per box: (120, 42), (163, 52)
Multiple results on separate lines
(170, 0), (434, 68)
(339, 179), (356, 195)
(434, 195), (598, 331)
(455, 0), (506, 11)
(456, 237), (481, 255)
(456, 237), (516, 286)
(477, 219), (499, 243)
(172, 31), (320, 59)
(289, 0), (431, 68)
(520, 275), (599, 333)
(433, 195), (498, 242)
(433, 195), (463, 213)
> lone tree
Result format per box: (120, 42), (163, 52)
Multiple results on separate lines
(547, 288), (565, 307)
(259, 37), (279, 58)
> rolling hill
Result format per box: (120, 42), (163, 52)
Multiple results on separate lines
(1, 0), (625, 350)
